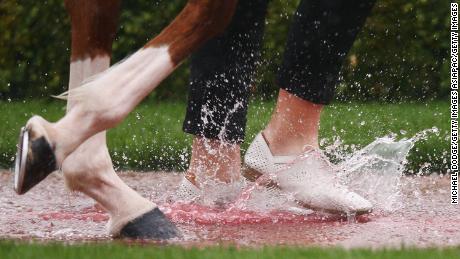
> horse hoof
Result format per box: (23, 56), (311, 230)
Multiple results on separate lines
(119, 208), (180, 240)
(14, 125), (57, 195)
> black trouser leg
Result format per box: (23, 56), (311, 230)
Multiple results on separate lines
(183, 0), (376, 143)
(277, 0), (376, 104)
(182, 0), (269, 144)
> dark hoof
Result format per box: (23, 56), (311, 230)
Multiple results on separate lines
(14, 127), (57, 195)
(119, 208), (180, 240)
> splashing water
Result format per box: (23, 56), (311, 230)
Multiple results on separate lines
(166, 127), (441, 226)
(2, 128), (444, 244)
(337, 136), (412, 211)
(337, 127), (439, 212)
(0, 124), (454, 247)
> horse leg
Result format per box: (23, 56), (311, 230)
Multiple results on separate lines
(25, 1), (237, 165)
(61, 0), (164, 237)
(19, 0), (237, 237)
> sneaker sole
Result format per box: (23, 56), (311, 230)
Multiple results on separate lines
(296, 200), (373, 216)
(242, 164), (279, 188)
(241, 164), (263, 182)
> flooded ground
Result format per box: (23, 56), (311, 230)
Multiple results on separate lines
(0, 170), (458, 248)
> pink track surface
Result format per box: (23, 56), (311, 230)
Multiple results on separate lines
(0, 171), (458, 248)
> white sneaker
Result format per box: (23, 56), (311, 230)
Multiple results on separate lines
(243, 133), (373, 215)
(174, 177), (201, 203)
(173, 177), (244, 206)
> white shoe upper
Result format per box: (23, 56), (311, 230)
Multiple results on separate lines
(244, 133), (297, 176)
(244, 133), (373, 214)
(174, 177), (201, 203)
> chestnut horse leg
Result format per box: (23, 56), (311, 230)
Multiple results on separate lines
(62, 0), (162, 237)
(18, 0), (237, 238)
(30, 1), (237, 166)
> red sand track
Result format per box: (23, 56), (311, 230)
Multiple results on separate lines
(0, 171), (458, 248)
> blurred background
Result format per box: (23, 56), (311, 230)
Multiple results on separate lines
(0, 0), (450, 173)
(0, 0), (449, 101)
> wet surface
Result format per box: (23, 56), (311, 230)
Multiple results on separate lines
(0, 170), (458, 248)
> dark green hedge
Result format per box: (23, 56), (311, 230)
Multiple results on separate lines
(0, 0), (450, 101)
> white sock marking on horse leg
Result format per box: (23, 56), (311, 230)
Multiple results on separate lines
(68, 56), (110, 106)
(63, 54), (157, 234)
(52, 46), (174, 163)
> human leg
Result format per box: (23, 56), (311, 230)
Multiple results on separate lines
(263, 89), (323, 155)
(244, 0), (376, 214)
(265, 0), (376, 153)
(183, 0), (269, 187)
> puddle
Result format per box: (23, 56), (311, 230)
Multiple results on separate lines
(0, 171), (457, 248)
(0, 129), (457, 248)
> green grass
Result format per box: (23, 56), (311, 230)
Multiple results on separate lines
(0, 99), (448, 173)
(0, 241), (459, 259)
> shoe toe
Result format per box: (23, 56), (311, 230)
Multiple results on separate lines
(342, 191), (373, 214)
